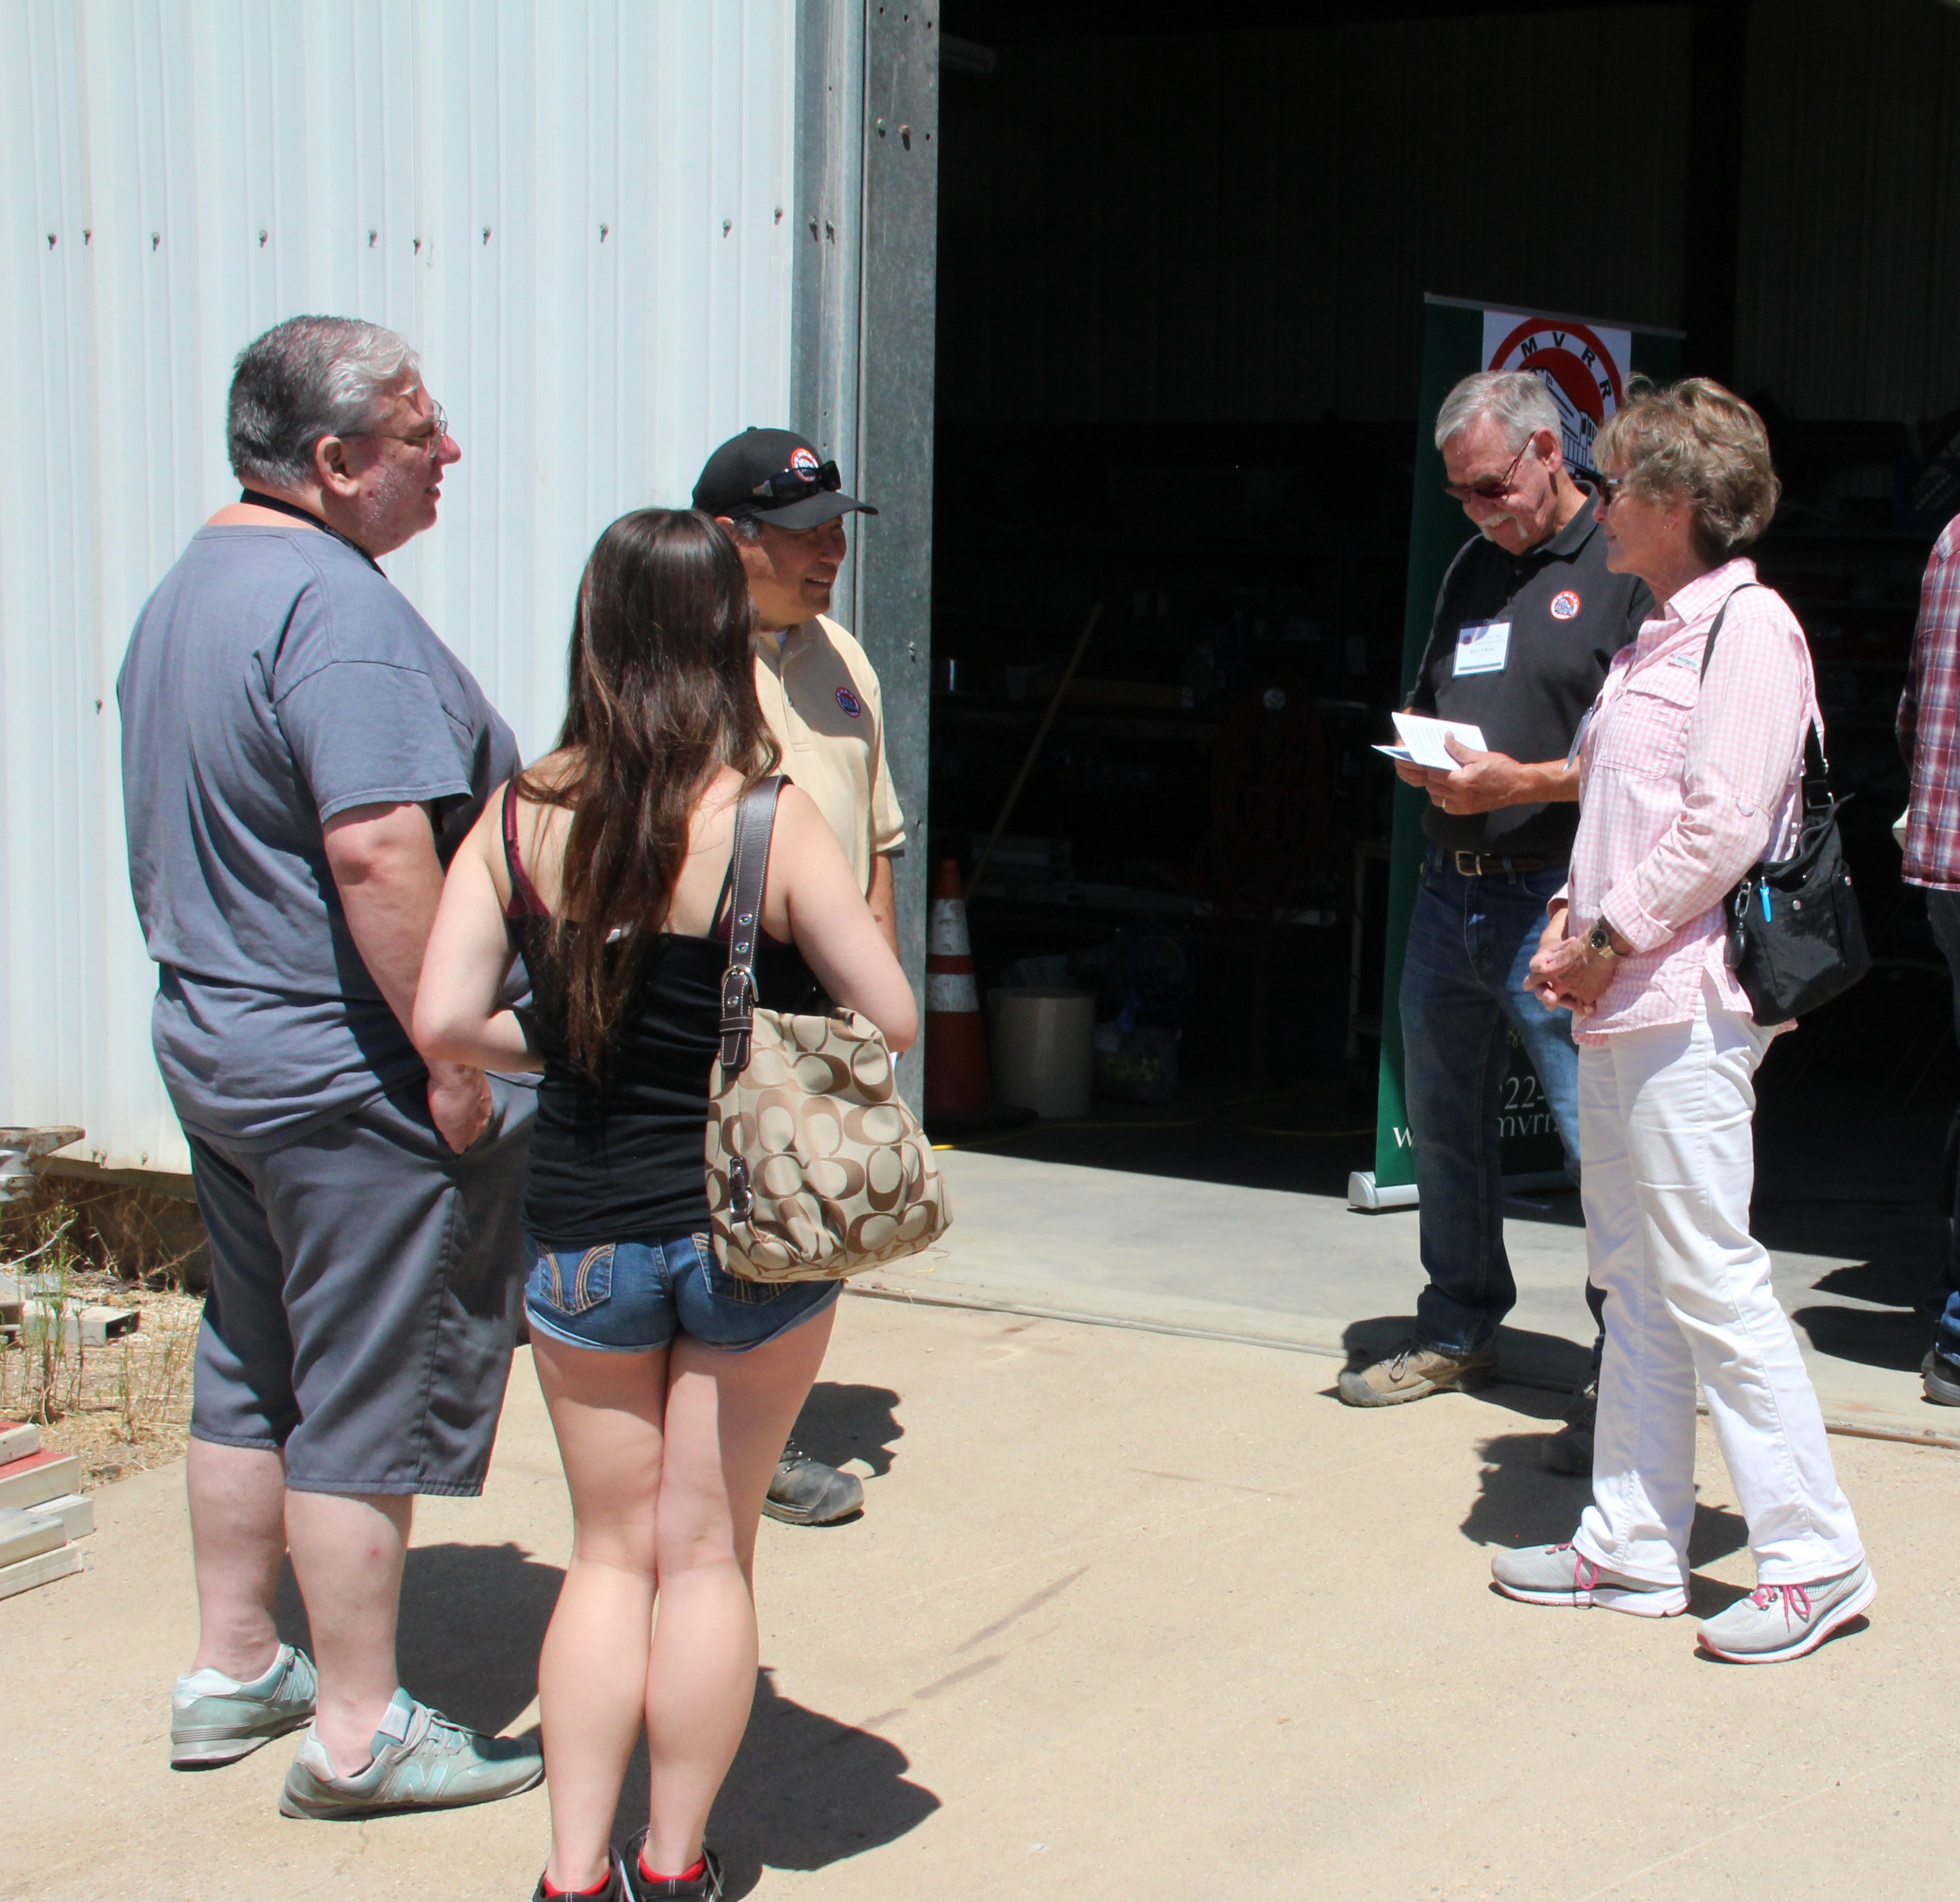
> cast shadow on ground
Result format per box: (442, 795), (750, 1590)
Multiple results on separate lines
(1338, 1318), (1593, 1404)
(610, 1668), (940, 1896)
(1464, 1431), (1756, 1615)
(276, 1539), (563, 1737)
(789, 1382), (904, 1479)
(1790, 1302), (1935, 1372)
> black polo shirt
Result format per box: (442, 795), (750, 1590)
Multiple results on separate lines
(1408, 486), (1651, 858)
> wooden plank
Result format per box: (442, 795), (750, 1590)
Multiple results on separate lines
(0, 1541), (83, 1603)
(0, 1506), (66, 1568)
(0, 1450), (81, 1512)
(30, 1494), (94, 1540)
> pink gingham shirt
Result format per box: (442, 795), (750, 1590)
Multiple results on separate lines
(1897, 515), (1960, 890)
(1564, 558), (1815, 1044)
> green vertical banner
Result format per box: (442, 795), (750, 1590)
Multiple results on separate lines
(1359, 295), (1683, 1211)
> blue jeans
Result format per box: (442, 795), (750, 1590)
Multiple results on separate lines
(524, 1231), (840, 1355)
(1922, 890), (1960, 1370)
(1401, 847), (1585, 1355)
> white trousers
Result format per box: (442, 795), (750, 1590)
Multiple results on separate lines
(1571, 977), (1863, 1586)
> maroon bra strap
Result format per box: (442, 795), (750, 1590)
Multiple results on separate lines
(501, 781), (550, 920)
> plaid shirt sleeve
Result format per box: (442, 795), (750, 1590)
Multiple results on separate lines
(1901, 518), (1960, 890)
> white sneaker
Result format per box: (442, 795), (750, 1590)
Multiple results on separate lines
(1696, 1562), (1875, 1663)
(1491, 1542), (1687, 1617)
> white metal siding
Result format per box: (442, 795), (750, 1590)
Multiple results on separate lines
(1, 0), (797, 1173)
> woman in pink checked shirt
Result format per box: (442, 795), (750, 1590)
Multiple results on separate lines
(1488, 379), (1873, 1664)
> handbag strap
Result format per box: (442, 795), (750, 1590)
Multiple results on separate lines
(718, 776), (786, 1074)
(1698, 582), (1829, 786)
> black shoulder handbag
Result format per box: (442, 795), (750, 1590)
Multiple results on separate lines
(1701, 588), (1870, 1027)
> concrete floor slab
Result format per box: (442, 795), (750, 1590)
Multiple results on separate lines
(856, 1150), (1955, 1444)
(1, 1298), (1951, 1902)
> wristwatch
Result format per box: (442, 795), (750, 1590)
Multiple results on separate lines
(1586, 922), (1621, 960)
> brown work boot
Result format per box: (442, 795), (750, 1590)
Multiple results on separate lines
(1337, 1338), (1494, 1407)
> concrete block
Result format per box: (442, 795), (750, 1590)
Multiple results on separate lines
(18, 1300), (140, 1345)
(0, 1449), (81, 1512)
(0, 1540), (82, 1602)
(0, 1419), (39, 1463)
(0, 1506), (65, 1568)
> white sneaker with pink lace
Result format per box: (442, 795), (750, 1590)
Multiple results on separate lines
(1489, 1542), (1687, 1617)
(1696, 1562), (1875, 1663)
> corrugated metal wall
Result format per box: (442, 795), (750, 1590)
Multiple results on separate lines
(1736, 0), (1960, 419)
(0, 0), (798, 1173)
(937, 7), (1694, 428)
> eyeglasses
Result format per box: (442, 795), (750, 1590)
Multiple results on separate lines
(1441, 434), (1541, 505)
(1594, 472), (1632, 505)
(749, 457), (841, 503)
(343, 399), (450, 459)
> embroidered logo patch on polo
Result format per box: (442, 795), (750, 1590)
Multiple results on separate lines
(836, 686), (863, 718)
(1549, 589), (1582, 620)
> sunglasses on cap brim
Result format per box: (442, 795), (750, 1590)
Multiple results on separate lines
(749, 458), (843, 503)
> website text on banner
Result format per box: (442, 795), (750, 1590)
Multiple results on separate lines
(1353, 295), (1683, 1212)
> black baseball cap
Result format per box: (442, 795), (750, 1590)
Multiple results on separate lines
(692, 427), (878, 531)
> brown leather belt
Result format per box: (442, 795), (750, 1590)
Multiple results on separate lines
(1453, 851), (1551, 877)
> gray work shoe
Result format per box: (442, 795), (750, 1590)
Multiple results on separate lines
(1543, 1379), (1597, 1475)
(1337, 1339), (1495, 1407)
(1491, 1542), (1687, 1617)
(279, 1686), (543, 1819)
(763, 1441), (863, 1525)
(171, 1642), (318, 1768)
(1924, 1347), (1960, 1407)
(1696, 1561), (1876, 1664)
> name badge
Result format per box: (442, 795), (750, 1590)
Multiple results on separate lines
(1454, 619), (1511, 676)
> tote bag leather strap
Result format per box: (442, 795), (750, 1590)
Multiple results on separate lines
(718, 776), (786, 1074)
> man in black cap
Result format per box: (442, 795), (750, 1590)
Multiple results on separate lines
(695, 427), (906, 1524)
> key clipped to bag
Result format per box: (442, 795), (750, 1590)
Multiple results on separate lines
(704, 778), (951, 1281)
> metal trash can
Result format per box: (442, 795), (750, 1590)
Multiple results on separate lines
(987, 989), (1096, 1119)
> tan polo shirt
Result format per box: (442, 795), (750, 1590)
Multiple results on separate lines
(753, 613), (906, 894)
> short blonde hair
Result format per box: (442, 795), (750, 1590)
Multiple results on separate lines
(1594, 377), (1780, 565)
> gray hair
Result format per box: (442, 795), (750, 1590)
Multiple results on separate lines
(227, 315), (420, 490)
(1434, 370), (1561, 456)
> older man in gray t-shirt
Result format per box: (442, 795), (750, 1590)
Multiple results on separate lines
(118, 317), (540, 1820)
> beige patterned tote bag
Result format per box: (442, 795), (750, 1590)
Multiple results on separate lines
(705, 779), (950, 1283)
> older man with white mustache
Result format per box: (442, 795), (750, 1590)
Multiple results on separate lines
(1341, 373), (1649, 1464)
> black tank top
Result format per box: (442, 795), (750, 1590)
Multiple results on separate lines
(505, 787), (824, 1247)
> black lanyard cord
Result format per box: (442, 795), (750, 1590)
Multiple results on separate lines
(238, 490), (383, 574)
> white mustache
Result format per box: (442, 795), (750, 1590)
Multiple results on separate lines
(1477, 514), (1517, 541)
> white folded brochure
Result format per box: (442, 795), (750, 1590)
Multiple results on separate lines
(1374, 712), (1488, 770)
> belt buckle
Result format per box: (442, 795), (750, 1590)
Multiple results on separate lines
(1453, 849), (1483, 877)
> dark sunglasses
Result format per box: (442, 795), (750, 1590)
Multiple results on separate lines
(749, 458), (842, 503)
(1440, 434), (1540, 506)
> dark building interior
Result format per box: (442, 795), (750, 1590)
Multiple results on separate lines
(923, 0), (1960, 1212)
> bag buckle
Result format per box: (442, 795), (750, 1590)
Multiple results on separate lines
(719, 968), (756, 1072)
(727, 1153), (754, 1223)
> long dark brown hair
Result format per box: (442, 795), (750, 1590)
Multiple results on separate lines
(518, 508), (778, 1071)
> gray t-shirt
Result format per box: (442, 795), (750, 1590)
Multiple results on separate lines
(118, 524), (521, 1149)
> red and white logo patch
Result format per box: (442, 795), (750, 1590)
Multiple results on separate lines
(836, 686), (863, 718)
(1550, 589), (1582, 621)
(789, 445), (821, 478)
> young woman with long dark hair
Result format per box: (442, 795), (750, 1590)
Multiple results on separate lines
(414, 508), (916, 1899)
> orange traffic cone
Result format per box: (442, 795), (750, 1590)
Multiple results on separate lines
(924, 858), (991, 1119)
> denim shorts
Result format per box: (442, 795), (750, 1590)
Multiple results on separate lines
(522, 1231), (840, 1355)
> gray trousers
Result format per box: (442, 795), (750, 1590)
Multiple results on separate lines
(187, 1078), (534, 1497)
